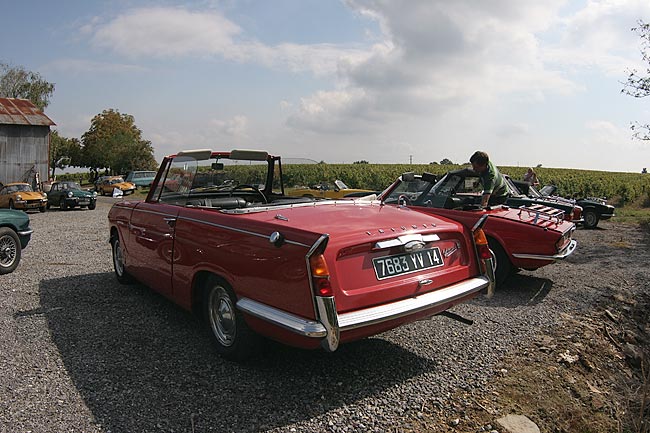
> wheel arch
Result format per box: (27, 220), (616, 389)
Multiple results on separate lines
(191, 271), (235, 317)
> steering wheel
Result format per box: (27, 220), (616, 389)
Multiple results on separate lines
(232, 184), (267, 203)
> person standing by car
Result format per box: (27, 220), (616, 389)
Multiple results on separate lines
(470, 151), (509, 207)
(523, 167), (540, 186)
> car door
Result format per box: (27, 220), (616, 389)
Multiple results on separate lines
(127, 201), (179, 297)
(48, 184), (59, 206)
(124, 157), (194, 298)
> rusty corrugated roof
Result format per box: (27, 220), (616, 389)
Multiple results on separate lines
(0, 97), (55, 126)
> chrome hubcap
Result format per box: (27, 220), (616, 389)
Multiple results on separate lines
(586, 212), (596, 226)
(0, 235), (17, 268)
(208, 286), (236, 347)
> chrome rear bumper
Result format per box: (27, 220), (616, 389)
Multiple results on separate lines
(237, 275), (489, 352)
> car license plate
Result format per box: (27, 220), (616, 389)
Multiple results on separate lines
(372, 247), (444, 280)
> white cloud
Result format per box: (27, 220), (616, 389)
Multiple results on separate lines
(91, 7), (242, 59)
(210, 115), (248, 137)
(85, 7), (371, 76)
(544, 0), (650, 74)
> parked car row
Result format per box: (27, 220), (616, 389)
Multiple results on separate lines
(104, 148), (585, 362)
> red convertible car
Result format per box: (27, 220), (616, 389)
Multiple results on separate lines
(108, 150), (496, 360)
(378, 172), (577, 285)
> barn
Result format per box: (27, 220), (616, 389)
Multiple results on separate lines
(0, 97), (55, 189)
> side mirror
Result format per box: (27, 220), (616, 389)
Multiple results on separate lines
(212, 162), (224, 170)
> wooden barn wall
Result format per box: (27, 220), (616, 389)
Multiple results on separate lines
(0, 125), (50, 185)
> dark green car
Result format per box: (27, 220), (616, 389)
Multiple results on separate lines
(0, 209), (33, 274)
(46, 181), (97, 210)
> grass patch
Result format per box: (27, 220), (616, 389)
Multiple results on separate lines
(612, 206), (650, 226)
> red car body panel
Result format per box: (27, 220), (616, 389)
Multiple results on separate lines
(379, 173), (577, 273)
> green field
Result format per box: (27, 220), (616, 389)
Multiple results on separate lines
(64, 163), (650, 219)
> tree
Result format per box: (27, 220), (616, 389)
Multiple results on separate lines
(440, 158), (454, 165)
(0, 62), (55, 110)
(50, 130), (81, 179)
(353, 160), (369, 164)
(81, 109), (157, 177)
(622, 20), (650, 140)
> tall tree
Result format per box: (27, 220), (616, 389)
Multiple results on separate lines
(0, 62), (55, 110)
(622, 21), (650, 140)
(81, 109), (157, 176)
(50, 130), (81, 179)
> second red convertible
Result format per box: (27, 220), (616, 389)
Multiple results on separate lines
(378, 172), (578, 286)
(108, 149), (495, 360)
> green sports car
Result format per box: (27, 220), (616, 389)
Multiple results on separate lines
(46, 181), (97, 210)
(0, 209), (33, 274)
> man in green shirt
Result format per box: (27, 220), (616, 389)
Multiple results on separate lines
(470, 151), (509, 207)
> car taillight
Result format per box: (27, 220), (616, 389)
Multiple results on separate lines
(473, 228), (491, 260)
(556, 230), (572, 251)
(573, 207), (582, 221)
(310, 253), (333, 297)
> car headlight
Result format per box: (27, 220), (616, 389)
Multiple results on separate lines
(16, 194), (22, 201)
(92, 191), (97, 197)
(68, 191), (74, 198)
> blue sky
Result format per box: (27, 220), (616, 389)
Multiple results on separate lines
(2, 0), (649, 172)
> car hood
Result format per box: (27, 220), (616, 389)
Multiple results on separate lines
(13, 191), (45, 199)
(70, 190), (95, 198)
(112, 182), (135, 189)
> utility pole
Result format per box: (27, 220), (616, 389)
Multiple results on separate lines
(409, 155), (413, 164)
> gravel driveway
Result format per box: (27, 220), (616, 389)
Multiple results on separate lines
(1, 197), (647, 432)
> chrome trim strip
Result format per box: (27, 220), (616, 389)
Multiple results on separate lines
(337, 276), (488, 331)
(18, 228), (34, 236)
(221, 199), (381, 214)
(236, 298), (327, 337)
(374, 233), (440, 250)
(512, 239), (577, 261)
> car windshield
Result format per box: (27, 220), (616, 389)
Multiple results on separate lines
(334, 179), (349, 190)
(7, 184), (33, 193)
(110, 178), (125, 184)
(382, 171), (488, 209)
(63, 182), (83, 190)
(526, 185), (543, 198)
(539, 185), (556, 196)
(152, 150), (290, 208)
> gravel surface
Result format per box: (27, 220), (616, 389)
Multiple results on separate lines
(0, 198), (647, 432)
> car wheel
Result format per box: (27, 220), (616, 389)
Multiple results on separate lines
(487, 237), (512, 287)
(583, 209), (599, 229)
(39, 206), (46, 213)
(60, 201), (67, 211)
(0, 227), (21, 275)
(9, 200), (15, 210)
(203, 276), (260, 361)
(111, 233), (134, 284)
(88, 201), (96, 210)
(46, 202), (51, 210)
